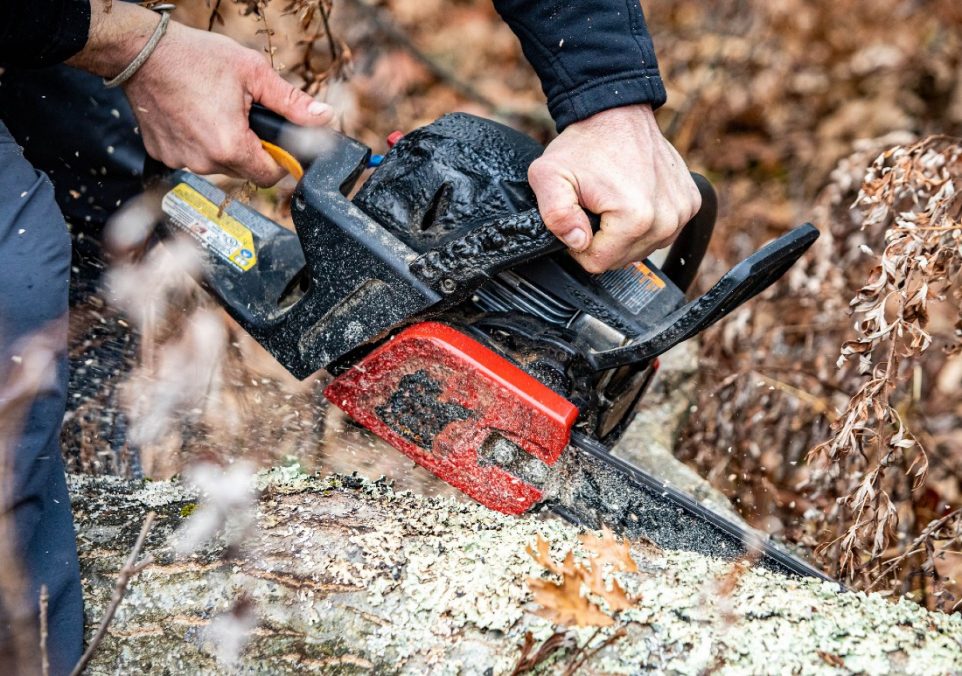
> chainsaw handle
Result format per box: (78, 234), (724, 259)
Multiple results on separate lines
(585, 222), (819, 371)
(661, 173), (717, 293)
(142, 104), (310, 186)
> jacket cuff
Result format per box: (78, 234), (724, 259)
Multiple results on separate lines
(549, 70), (668, 132)
(49, 0), (92, 65)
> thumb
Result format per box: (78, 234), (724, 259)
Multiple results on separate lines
(250, 62), (334, 126)
(528, 159), (592, 252)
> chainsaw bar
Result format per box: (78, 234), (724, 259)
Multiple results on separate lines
(546, 432), (836, 582)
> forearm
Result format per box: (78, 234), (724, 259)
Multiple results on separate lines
(64, 0), (159, 78)
(492, 0), (666, 132)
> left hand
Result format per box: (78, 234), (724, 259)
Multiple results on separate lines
(527, 104), (701, 273)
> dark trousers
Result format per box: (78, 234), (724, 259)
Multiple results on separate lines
(0, 120), (83, 675)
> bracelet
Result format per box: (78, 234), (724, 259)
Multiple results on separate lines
(103, 3), (177, 89)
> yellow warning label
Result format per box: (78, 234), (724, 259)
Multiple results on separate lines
(630, 261), (666, 290)
(161, 183), (257, 272)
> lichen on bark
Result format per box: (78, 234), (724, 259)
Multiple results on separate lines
(70, 469), (962, 674)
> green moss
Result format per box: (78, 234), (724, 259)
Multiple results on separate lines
(179, 502), (197, 518)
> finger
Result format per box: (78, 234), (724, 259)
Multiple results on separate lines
(528, 159), (592, 252)
(224, 129), (288, 187)
(249, 62), (333, 127)
(572, 201), (660, 273)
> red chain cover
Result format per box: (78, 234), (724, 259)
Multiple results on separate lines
(324, 322), (579, 514)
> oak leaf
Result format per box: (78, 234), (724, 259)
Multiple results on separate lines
(528, 574), (614, 627)
(579, 527), (639, 573)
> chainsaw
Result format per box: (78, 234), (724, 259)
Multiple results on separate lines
(153, 108), (829, 581)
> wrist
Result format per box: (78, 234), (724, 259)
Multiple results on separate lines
(66, 1), (162, 78)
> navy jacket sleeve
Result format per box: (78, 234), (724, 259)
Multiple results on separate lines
(0, 0), (91, 68)
(492, 1), (667, 131)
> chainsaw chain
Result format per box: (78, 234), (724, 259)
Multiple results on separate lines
(544, 432), (837, 583)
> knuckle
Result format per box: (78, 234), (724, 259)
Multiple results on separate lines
(582, 259), (607, 274)
(284, 84), (302, 110)
(540, 205), (576, 230)
(624, 206), (655, 235)
(653, 219), (681, 243)
(245, 50), (270, 74)
(527, 157), (559, 185)
(187, 159), (216, 175)
(209, 145), (236, 168)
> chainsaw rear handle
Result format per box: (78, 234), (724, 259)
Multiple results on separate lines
(585, 222), (819, 371)
(662, 173), (717, 294)
(142, 104), (307, 184)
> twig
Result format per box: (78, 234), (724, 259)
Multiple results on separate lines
(39, 585), (49, 676)
(750, 371), (839, 421)
(563, 627), (627, 675)
(866, 507), (962, 591)
(207, 0), (224, 31)
(258, 1), (277, 70)
(318, 0), (339, 63)
(70, 511), (157, 676)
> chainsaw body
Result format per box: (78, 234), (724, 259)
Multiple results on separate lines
(158, 113), (818, 515)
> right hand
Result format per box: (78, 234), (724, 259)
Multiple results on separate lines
(123, 22), (333, 186)
(528, 104), (700, 273)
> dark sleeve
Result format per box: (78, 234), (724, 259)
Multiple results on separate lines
(492, 1), (667, 132)
(0, 0), (91, 69)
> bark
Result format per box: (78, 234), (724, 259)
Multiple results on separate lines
(71, 470), (962, 675)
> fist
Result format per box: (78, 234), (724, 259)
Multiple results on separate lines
(529, 104), (701, 273)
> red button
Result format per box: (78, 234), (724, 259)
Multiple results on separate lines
(386, 131), (404, 148)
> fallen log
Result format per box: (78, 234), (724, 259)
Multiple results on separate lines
(72, 470), (962, 674)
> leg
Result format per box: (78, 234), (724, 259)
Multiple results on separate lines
(0, 120), (82, 675)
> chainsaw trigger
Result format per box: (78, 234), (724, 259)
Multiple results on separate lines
(260, 140), (304, 181)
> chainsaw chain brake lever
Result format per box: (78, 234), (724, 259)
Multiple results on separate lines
(584, 222), (820, 371)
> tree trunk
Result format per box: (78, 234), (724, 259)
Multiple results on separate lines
(72, 470), (962, 675)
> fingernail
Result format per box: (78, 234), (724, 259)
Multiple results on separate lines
(562, 228), (588, 250)
(308, 101), (331, 116)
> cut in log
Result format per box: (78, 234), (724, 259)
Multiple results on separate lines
(72, 470), (962, 674)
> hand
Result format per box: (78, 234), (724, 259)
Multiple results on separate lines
(67, 2), (333, 186)
(528, 104), (701, 273)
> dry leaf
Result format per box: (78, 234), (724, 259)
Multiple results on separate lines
(528, 575), (614, 628)
(817, 650), (847, 668)
(579, 527), (639, 573)
(583, 562), (635, 613)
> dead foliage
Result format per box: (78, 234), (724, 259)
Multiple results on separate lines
(526, 529), (640, 628)
(515, 529), (637, 673)
(809, 137), (962, 608)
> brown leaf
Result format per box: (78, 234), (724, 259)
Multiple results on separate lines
(579, 527), (639, 573)
(817, 650), (847, 668)
(528, 574), (613, 628)
(579, 554), (637, 612)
